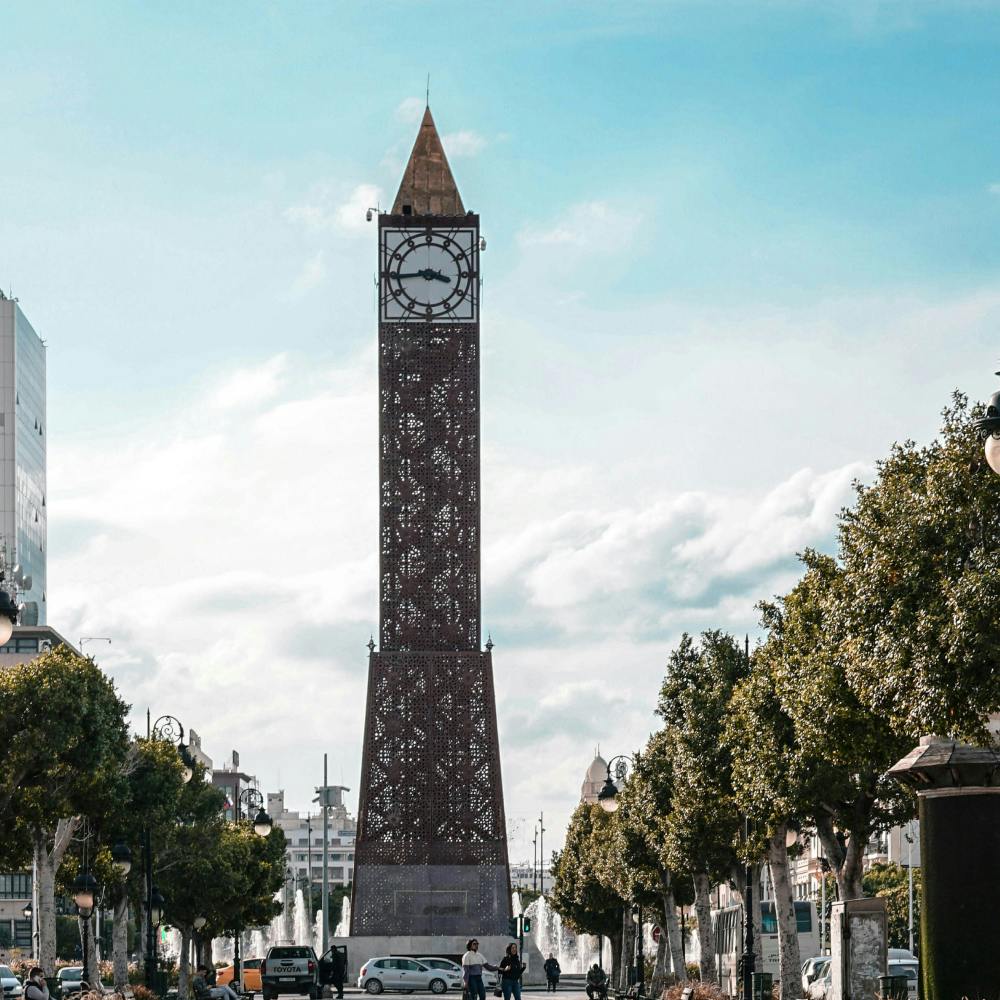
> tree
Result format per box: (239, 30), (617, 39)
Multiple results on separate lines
(725, 657), (805, 1000)
(1, 649), (130, 973)
(658, 631), (751, 984)
(760, 552), (913, 901)
(550, 804), (625, 983)
(836, 393), (1000, 742)
(612, 731), (692, 988)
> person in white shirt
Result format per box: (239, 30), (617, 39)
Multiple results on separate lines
(462, 939), (498, 1000)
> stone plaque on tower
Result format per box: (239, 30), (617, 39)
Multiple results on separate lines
(350, 106), (511, 937)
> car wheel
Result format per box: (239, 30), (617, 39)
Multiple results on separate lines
(429, 980), (447, 995)
(365, 981), (384, 995)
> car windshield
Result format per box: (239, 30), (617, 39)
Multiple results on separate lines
(61, 970), (83, 980)
(0, 968), (14, 978)
(888, 965), (918, 980)
(269, 948), (312, 958)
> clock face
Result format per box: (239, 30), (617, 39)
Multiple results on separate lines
(380, 226), (478, 323)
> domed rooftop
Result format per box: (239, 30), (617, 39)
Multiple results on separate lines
(586, 754), (609, 783)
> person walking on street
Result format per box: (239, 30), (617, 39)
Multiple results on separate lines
(462, 939), (497, 1000)
(24, 969), (48, 1000)
(498, 943), (525, 1000)
(543, 954), (561, 992)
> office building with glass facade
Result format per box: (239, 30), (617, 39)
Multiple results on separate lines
(0, 293), (46, 624)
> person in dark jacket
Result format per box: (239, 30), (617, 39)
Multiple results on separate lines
(498, 943), (525, 1000)
(543, 955), (560, 992)
(586, 964), (608, 1000)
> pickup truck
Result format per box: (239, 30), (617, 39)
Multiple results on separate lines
(261, 946), (319, 1000)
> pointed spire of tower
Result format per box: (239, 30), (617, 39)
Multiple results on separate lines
(391, 106), (465, 216)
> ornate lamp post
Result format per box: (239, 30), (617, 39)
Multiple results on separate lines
(72, 872), (98, 988)
(143, 715), (193, 988)
(232, 787), (273, 991)
(596, 755), (647, 996)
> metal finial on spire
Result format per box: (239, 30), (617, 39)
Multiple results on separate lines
(485, 633), (494, 652)
(426, 73), (430, 108)
(367, 635), (376, 653)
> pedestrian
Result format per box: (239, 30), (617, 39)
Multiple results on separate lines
(329, 948), (346, 1000)
(23, 969), (48, 1000)
(498, 943), (525, 1000)
(543, 954), (561, 992)
(461, 939), (498, 1000)
(194, 965), (239, 1000)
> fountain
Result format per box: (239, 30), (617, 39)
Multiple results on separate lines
(523, 894), (603, 974)
(333, 897), (351, 938)
(294, 889), (314, 948)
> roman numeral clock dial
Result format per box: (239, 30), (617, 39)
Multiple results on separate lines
(380, 226), (479, 323)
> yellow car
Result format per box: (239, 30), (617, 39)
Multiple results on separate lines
(216, 959), (263, 993)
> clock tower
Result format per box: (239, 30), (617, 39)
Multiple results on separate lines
(350, 106), (511, 937)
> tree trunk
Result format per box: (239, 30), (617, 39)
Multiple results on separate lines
(660, 871), (685, 982)
(609, 928), (623, 988)
(767, 826), (802, 1000)
(651, 924), (668, 994)
(178, 927), (192, 1000)
(692, 872), (716, 984)
(814, 815), (866, 902)
(34, 818), (81, 974)
(112, 895), (129, 990)
(619, 908), (635, 989)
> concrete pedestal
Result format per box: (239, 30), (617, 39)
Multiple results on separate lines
(329, 934), (546, 986)
(889, 736), (1000, 1000)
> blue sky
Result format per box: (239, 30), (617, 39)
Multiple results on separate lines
(3, 0), (1000, 862)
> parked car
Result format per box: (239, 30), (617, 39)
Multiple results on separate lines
(56, 968), (85, 997)
(261, 946), (319, 1000)
(801, 956), (830, 993)
(887, 961), (918, 999)
(358, 957), (460, 995)
(806, 965), (831, 1000)
(0, 966), (24, 999)
(217, 959), (264, 993)
(417, 958), (497, 989)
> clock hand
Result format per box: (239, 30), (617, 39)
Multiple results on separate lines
(426, 270), (452, 283)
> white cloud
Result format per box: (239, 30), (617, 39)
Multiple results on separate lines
(290, 249), (326, 296)
(443, 130), (487, 158)
(517, 200), (642, 251)
(989, 182), (1000, 197)
(209, 354), (288, 410)
(395, 97), (425, 124)
(284, 182), (383, 235)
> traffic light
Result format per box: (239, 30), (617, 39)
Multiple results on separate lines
(522, 916), (532, 934)
(508, 917), (518, 936)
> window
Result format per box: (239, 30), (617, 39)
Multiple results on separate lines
(0, 873), (32, 899)
(400, 961), (424, 971)
(794, 902), (813, 933)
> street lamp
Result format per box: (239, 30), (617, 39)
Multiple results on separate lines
(142, 713), (191, 989)
(73, 872), (98, 987)
(596, 755), (633, 813)
(112, 839), (132, 876)
(232, 788), (273, 991)
(974, 376), (1000, 475)
(594, 754), (645, 994)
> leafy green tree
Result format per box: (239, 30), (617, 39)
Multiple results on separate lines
(550, 804), (624, 983)
(836, 393), (1000, 742)
(863, 862), (921, 951)
(611, 731), (692, 987)
(658, 631), (750, 984)
(759, 553), (913, 900)
(0, 649), (130, 973)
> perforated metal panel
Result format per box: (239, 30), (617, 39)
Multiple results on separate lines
(352, 208), (510, 937)
(378, 321), (480, 652)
